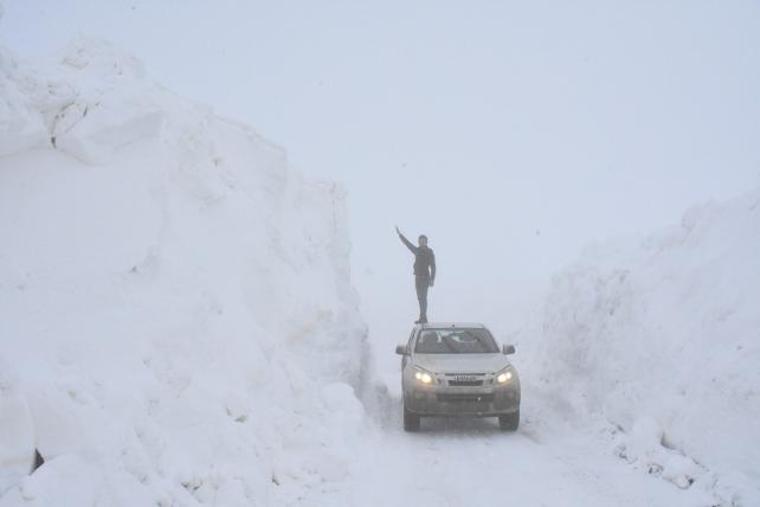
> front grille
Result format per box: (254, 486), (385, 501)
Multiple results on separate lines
(437, 393), (494, 403)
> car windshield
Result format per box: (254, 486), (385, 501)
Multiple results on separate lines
(414, 328), (499, 354)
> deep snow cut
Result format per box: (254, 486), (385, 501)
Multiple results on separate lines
(0, 39), (367, 505)
(531, 188), (760, 504)
(2, 29), (759, 507)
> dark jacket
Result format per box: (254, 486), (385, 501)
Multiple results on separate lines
(398, 232), (436, 280)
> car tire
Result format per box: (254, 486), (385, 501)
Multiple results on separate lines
(499, 410), (519, 431)
(403, 402), (420, 432)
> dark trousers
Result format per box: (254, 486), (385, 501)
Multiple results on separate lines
(415, 276), (430, 322)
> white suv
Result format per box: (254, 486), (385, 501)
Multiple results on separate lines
(396, 322), (521, 432)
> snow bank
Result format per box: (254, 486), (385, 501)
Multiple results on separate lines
(533, 189), (760, 504)
(0, 39), (366, 505)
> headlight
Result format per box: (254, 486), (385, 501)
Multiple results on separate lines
(413, 368), (434, 384)
(496, 368), (514, 384)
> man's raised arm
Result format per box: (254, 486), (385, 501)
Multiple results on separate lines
(395, 226), (417, 253)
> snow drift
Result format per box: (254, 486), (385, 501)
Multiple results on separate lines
(0, 39), (366, 505)
(533, 189), (760, 504)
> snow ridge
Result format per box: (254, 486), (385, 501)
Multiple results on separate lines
(0, 40), (366, 505)
(534, 189), (760, 504)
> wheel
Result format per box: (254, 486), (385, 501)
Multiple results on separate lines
(499, 410), (519, 431)
(403, 402), (420, 432)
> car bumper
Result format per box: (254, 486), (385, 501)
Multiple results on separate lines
(404, 384), (520, 416)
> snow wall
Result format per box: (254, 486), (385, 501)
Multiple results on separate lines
(533, 189), (760, 504)
(0, 39), (367, 505)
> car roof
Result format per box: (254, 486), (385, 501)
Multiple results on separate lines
(414, 322), (487, 330)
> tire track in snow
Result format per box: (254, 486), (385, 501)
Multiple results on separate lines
(354, 386), (699, 506)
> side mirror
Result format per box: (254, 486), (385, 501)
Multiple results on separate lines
(395, 344), (409, 355)
(502, 344), (516, 355)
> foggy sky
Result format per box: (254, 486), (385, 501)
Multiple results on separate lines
(3, 0), (759, 357)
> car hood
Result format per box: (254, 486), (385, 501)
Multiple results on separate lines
(413, 354), (512, 374)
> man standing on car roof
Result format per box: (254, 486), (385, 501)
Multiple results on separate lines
(396, 226), (436, 324)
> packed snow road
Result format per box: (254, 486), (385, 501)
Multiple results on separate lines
(341, 393), (698, 507)
(270, 364), (721, 507)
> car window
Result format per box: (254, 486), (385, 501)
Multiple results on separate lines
(414, 328), (499, 354)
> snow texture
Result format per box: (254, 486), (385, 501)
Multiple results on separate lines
(532, 189), (760, 505)
(0, 39), (367, 505)
(2, 32), (758, 507)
